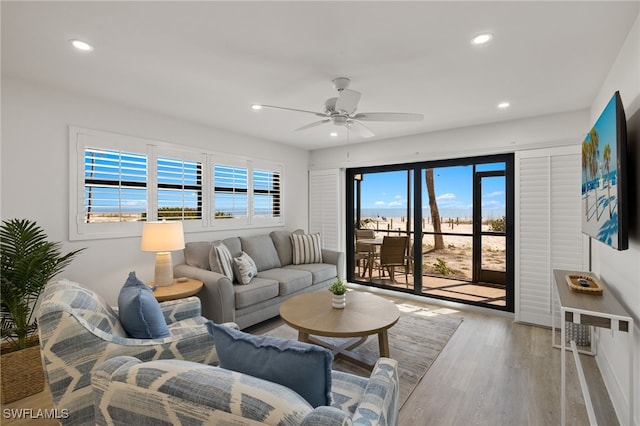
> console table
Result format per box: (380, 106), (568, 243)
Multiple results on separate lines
(552, 269), (634, 426)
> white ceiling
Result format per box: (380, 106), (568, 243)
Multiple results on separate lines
(2, 1), (638, 150)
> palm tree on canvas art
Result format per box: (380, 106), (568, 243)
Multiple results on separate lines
(582, 141), (590, 220)
(603, 143), (612, 219)
(588, 129), (600, 220)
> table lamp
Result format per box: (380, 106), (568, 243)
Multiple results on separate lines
(140, 221), (185, 286)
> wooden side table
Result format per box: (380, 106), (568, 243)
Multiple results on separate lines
(148, 278), (203, 302)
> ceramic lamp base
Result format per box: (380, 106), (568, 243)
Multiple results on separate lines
(154, 252), (174, 286)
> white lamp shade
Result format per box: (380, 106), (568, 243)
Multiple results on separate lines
(140, 221), (185, 252)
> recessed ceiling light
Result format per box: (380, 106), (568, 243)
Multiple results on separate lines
(251, 104), (263, 110)
(70, 39), (93, 52)
(497, 101), (511, 109)
(329, 132), (338, 137)
(471, 33), (493, 45)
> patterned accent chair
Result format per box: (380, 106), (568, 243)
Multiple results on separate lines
(92, 356), (399, 425)
(37, 279), (228, 426)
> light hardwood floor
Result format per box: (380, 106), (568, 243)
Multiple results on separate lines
(1, 288), (617, 426)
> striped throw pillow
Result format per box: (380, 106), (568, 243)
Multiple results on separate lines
(215, 243), (235, 281)
(291, 233), (323, 265)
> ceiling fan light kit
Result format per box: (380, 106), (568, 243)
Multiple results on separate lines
(252, 77), (424, 139)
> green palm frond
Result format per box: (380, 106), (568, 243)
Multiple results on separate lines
(1, 219), (85, 351)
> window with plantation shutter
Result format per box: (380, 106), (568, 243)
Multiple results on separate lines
(157, 156), (202, 221)
(83, 147), (147, 223)
(253, 165), (282, 222)
(71, 127), (285, 240)
(213, 162), (249, 222)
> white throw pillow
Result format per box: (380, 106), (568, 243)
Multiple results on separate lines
(233, 252), (258, 284)
(291, 233), (323, 265)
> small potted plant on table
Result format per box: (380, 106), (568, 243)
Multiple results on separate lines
(328, 279), (347, 309)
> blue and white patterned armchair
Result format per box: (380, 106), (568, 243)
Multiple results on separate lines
(37, 279), (227, 426)
(92, 356), (399, 425)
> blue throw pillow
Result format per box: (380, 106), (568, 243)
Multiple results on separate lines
(207, 322), (333, 408)
(118, 271), (170, 339)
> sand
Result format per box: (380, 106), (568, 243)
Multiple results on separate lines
(361, 217), (506, 281)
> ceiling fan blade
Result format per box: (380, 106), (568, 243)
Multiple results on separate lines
(294, 119), (331, 132)
(348, 120), (375, 138)
(353, 112), (424, 122)
(335, 89), (361, 115)
(254, 104), (326, 117)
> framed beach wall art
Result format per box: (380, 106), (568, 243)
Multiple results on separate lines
(581, 91), (629, 251)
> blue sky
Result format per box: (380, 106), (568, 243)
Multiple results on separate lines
(359, 163), (506, 215)
(584, 94), (618, 168)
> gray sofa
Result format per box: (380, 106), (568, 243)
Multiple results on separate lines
(174, 230), (343, 329)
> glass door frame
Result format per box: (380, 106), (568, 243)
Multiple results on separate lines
(346, 153), (515, 313)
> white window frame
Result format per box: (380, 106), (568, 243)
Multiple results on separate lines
(153, 146), (206, 233)
(251, 159), (284, 227)
(211, 154), (251, 229)
(69, 127), (284, 240)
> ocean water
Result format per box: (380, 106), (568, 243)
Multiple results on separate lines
(359, 208), (505, 220)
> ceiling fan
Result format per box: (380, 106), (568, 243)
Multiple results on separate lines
(252, 77), (424, 138)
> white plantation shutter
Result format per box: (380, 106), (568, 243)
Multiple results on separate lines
(252, 162), (283, 224)
(83, 147), (148, 223)
(156, 155), (203, 221)
(309, 169), (340, 251)
(515, 146), (582, 326)
(71, 127), (287, 240)
(212, 158), (249, 224)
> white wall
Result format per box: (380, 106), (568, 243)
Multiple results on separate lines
(1, 77), (310, 305)
(309, 109), (589, 170)
(590, 13), (640, 426)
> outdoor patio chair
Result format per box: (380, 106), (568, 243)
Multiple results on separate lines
(377, 236), (409, 285)
(355, 229), (376, 277)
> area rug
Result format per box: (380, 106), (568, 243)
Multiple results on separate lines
(263, 302), (463, 408)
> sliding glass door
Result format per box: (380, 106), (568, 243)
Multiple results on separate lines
(346, 154), (514, 312)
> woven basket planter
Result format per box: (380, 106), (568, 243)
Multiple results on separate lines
(1, 344), (45, 404)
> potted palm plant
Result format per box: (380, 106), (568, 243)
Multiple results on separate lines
(1, 218), (84, 403)
(328, 279), (347, 309)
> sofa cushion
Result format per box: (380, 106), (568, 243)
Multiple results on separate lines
(184, 241), (213, 270)
(233, 252), (258, 284)
(291, 233), (323, 264)
(285, 263), (338, 285)
(222, 237), (242, 258)
(241, 235), (281, 271)
(207, 322), (333, 408)
(118, 271), (170, 339)
(233, 277), (279, 309)
(256, 268), (312, 296)
(270, 230), (295, 266)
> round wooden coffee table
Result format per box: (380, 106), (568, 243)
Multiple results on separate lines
(279, 291), (400, 370)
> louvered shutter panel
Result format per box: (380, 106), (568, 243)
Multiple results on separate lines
(309, 169), (340, 252)
(516, 146), (582, 326)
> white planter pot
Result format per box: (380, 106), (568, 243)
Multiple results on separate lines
(332, 294), (346, 309)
